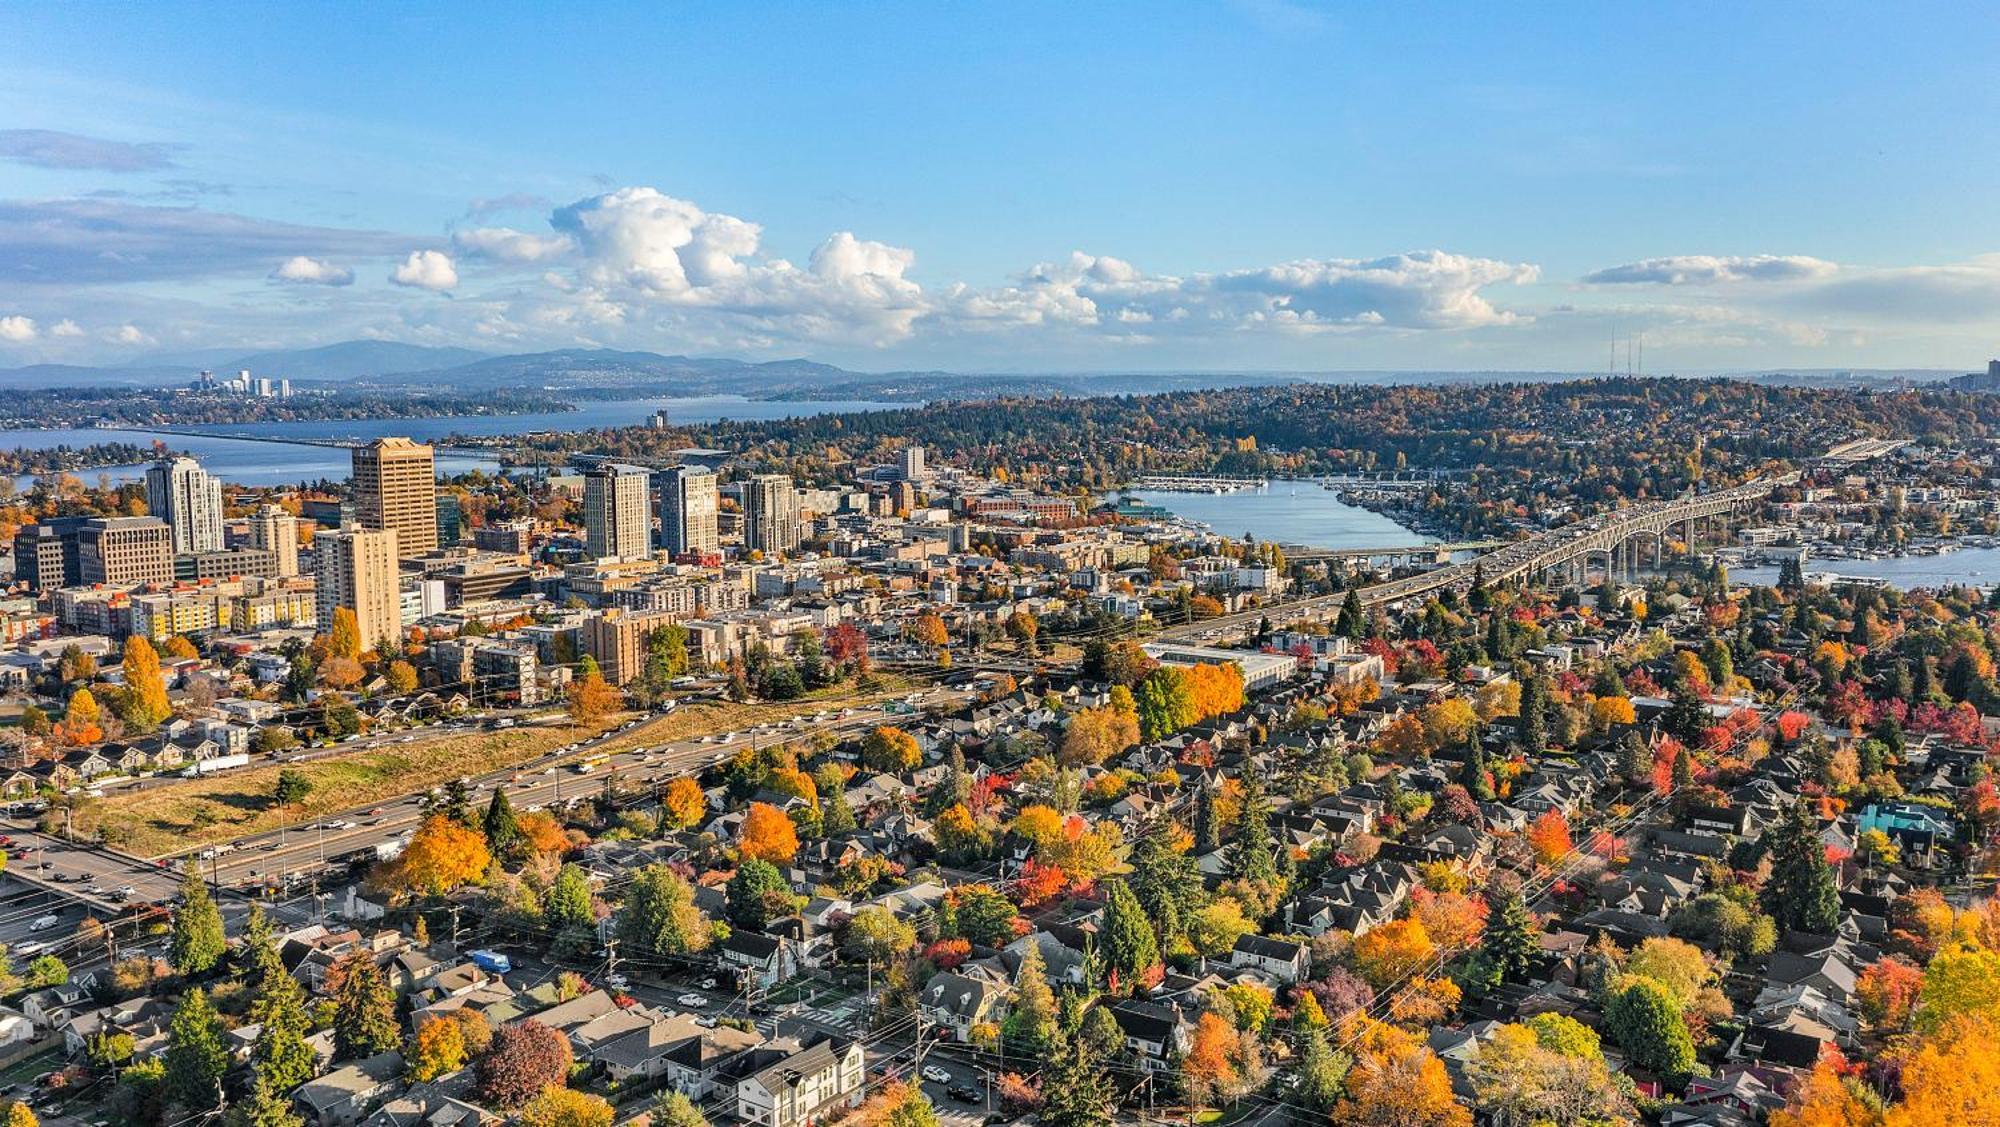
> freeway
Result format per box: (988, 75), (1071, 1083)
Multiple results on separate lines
(1162, 477), (1782, 644)
(0, 683), (979, 904)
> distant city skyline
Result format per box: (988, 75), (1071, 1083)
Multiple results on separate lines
(3, 3), (1998, 373)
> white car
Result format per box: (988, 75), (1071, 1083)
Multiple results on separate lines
(28, 915), (59, 931)
(677, 993), (706, 1007)
(921, 1066), (951, 1085)
(605, 973), (629, 989)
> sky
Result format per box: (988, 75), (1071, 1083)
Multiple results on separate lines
(3, 1), (1999, 375)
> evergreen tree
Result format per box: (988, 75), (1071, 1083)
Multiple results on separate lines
(1099, 880), (1159, 992)
(821, 786), (857, 836)
(1000, 939), (1056, 1059)
(726, 858), (792, 929)
(1193, 786), (1219, 853)
(1461, 738), (1494, 801)
(483, 788), (521, 862)
(249, 942), (317, 1093)
(1762, 799), (1841, 934)
(1038, 1009), (1114, 1127)
(239, 902), (281, 983)
(1293, 1028), (1351, 1112)
(1482, 887), (1538, 985)
(1227, 772), (1278, 888)
(1127, 818), (1207, 946)
(1518, 671), (1549, 757)
(1664, 686), (1707, 744)
(225, 1074), (306, 1127)
(1912, 656), (1936, 703)
(331, 953), (400, 1060)
(1336, 590), (1364, 639)
(169, 859), (225, 977)
(163, 988), (228, 1110)
(1617, 731), (1651, 785)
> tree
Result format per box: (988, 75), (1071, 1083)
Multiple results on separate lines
(1334, 1019), (1471, 1127)
(477, 1020), (573, 1107)
(618, 864), (711, 955)
(273, 769), (313, 808)
(841, 906), (916, 962)
(408, 1016), (468, 1082)
(1468, 1021), (1632, 1127)
(327, 606), (363, 661)
(1228, 772), (1279, 890)
(331, 951), (399, 1060)
(726, 858), (794, 929)
(1917, 946), (2000, 1032)
(1060, 705), (1137, 766)
(1855, 955), (1922, 1029)
(1887, 1013), (2000, 1127)
(248, 937), (316, 1093)
(737, 802), (800, 865)
(1604, 976), (1695, 1082)
(660, 776), (708, 830)
(483, 787), (522, 860)
(122, 636), (172, 727)
(1002, 940), (1057, 1059)
(1038, 1017), (1114, 1127)
(163, 988), (228, 1110)
(567, 655), (622, 723)
(1188, 898), (1257, 958)
(225, 1075), (306, 1127)
(1527, 810), (1573, 866)
(912, 613), (950, 649)
(1764, 799), (1841, 935)
(1099, 880), (1158, 991)
(862, 726), (921, 772)
(23, 955), (65, 989)
(385, 659), (419, 695)
(1128, 818), (1206, 946)
(385, 813), (492, 896)
(170, 858), (226, 976)
(59, 687), (103, 745)
(1353, 917), (1436, 988)
(519, 1086), (612, 1127)
(651, 1092), (710, 1127)
(1770, 1052), (1882, 1127)
(1482, 887), (1539, 985)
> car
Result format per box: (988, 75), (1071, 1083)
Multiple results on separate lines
(605, 973), (629, 989)
(700, 977), (718, 990)
(28, 914), (59, 931)
(921, 1066), (951, 1085)
(947, 1085), (980, 1104)
(676, 993), (706, 1007)
(117, 885), (136, 897)
(12, 942), (45, 958)
(693, 1014), (716, 1028)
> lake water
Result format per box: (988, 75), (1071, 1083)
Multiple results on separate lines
(1733, 547), (2000, 591)
(0, 396), (901, 488)
(1118, 484), (1435, 550)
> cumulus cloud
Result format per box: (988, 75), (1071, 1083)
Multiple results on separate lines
(390, 250), (458, 291)
(0, 128), (181, 172)
(1583, 254), (1839, 285)
(452, 226), (575, 264)
(270, 255), (355, 286)
(0, 315), (36, 342)
(108, 324), (151, 346)
(0, 198), (416, 283)
(50, 319), (83, 338)
(551, 188), (762, 294)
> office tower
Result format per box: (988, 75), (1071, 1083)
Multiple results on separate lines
(77, 517), (173, 586)
(436, 493), (463, 547)
(12, 517), (87, 591)
(247, 503), (300, 577)
(898, 444), (926, 482)
(583, 463), (653, 562)
(658, 465), (720, 557)
(743, 474), (801, 555)
(314, 524), (401, 653)
(145, 455), (225, 555)
(352, 437), (437, 557)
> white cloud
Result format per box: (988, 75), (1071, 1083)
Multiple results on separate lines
(108, 323), (151, 346)
(1583, 254), (1839, 286)
(0, 315), (35, 342)
(50, 318), (83, 338)
(270, 255), (355, 286)
(452, 227), (575, 264)
(550, 187), (760, 295)
(390, 250), (458, 291)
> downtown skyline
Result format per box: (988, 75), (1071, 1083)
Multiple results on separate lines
(3, 2), (1999, 374)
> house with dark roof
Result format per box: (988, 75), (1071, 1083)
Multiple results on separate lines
(1229, 934), (1309, 984)
(721, 1034), (865, 1127)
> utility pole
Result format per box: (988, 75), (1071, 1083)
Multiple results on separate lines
(449, 904), (463, 953)
(605, 938), (619, 978)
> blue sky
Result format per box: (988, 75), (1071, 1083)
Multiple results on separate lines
(3, 1), (1998, 373)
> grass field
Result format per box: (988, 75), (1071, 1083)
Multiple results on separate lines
(86, 677), (921, 858)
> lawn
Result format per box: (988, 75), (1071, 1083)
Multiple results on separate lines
(82, 678), (923, 859)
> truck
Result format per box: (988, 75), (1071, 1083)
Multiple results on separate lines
(182, 753), (251, 777)
(468, 950), (512, 974)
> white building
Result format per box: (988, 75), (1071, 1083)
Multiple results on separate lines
(145, 456), (225, 555)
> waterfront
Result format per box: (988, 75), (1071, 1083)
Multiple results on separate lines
(1118, 483), (1436, 551)
(1733, 546), (2000, 591)
(0, 396), (900, 488)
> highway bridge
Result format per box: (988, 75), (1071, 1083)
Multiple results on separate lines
(1279, 540), (1506, 565)
(1160, 476), (1787, 643)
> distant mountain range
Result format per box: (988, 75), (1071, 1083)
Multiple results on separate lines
(0, 339), (1980, 400)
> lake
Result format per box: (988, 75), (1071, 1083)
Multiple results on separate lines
(1733, 547), (2000, 591)
(0, 396), (901, 488)
(1117, 483), (1434, 550)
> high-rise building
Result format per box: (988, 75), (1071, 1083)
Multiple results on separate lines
(145, 455), (225, 556)
(436, 493), (464, 548)
(352, 437), (438, 557)
(658, 465), (720, 558)
(581, 607), (677, 686)
(78, 517), (174, 586)
(314, 525), (401, 654)
(247, 504), (300, 577)
(583, 463), (653, 562)
(743, 474), (801, 555)
(898, 444), (927, 482)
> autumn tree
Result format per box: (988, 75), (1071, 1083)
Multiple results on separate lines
(519, 1086), (613, 1127)
(1353, 917), (1436, 989)
(1526, 810), (1573, 866)
(383, 814), (492, 896)
(862, 726), (922, 772)
(327, 606), (363, 661)
(1333, 1018), (1472, 1127)
(1769, 1052), (1882, 1127)
(408, 1016), (468, 1082)
(566, 655), (622, 723)
(121, 636), (172, 727)
(1059, 705), (1138, 767)
(660, 776), (707, 829)
(737, 802), (800, 865)
(1856, 956), (1923, 1029)
(477, 1020), (573, 1107)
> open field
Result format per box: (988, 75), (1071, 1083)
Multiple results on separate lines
(82, 678), (920, 858)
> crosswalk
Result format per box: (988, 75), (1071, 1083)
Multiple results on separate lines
(802, 996), (870, 1032)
